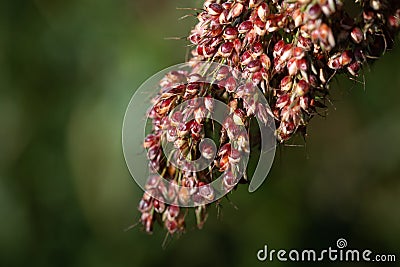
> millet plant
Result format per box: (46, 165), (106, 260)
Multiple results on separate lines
(135, 0), (400, 235)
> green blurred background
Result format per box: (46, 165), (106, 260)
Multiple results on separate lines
(1, 0), (399, 266)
